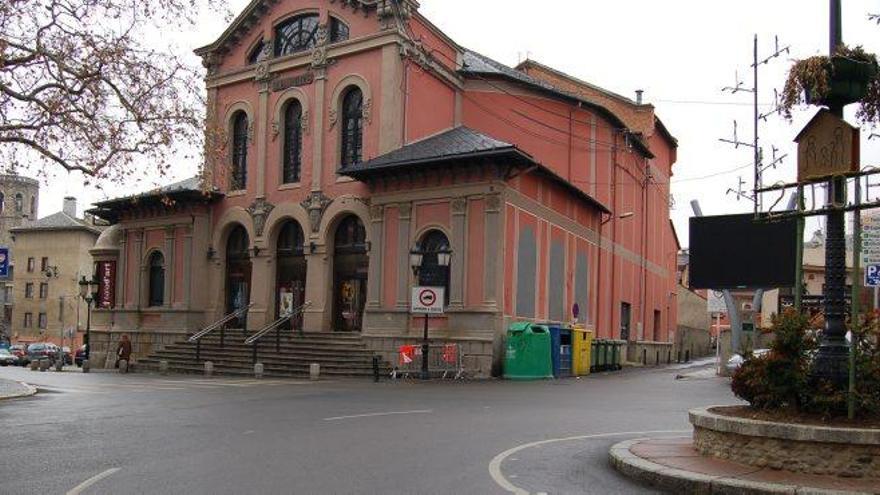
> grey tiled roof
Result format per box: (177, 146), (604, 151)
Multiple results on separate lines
(461, 50), (560, 93)
(10, 212), (101, 234)
(92, 176), (211, 207)
(342, 126), (519, 172)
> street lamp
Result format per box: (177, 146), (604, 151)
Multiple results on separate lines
(410, 243), (452, 380)
(78, 275), (98, 365)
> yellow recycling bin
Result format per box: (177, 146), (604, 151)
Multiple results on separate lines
(571, 325), (594, 376)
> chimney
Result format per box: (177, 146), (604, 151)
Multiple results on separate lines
(62, 197), (77, 218)
(635, 90), (644, 105)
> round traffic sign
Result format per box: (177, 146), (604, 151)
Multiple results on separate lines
(419, 289), (437, 306)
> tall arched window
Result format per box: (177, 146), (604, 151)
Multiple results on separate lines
(274, 14), (320, 56)
(282, 100), (303, 183)
(246, 39), (265, 65)
(148, 251), (165, 307)
(417, 230), (451, 306)
(329, 17), (350, 43)
(230, 112), (249, 190)
(340, 87), (363, 168)
(14, 193), (22, 213)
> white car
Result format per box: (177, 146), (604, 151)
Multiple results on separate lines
(0, 348), (19, 366)
(725, 349), (770, 374)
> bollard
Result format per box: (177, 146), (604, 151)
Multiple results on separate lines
(372, 355), (380, 383)
(118, 359), (129, 374)
(40, 359), (50, 371)
(30, 360), (39, 371)
(204, 361), (214, 377)
(254, 362), (264, 379)
(82, 360), (90, 373)
(159, 360), (169, 375)
(685, 349), (690, 363)
(309, 363), (320, 381)
(55, 360), (63, 372)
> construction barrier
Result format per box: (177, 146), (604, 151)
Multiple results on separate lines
(392, 343), (464, 379)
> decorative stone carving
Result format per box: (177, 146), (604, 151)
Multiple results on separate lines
(451, 197), (467, 215)
(369, 204), (384, 221)
(310, 24), (332, 70)
(301, 110), (311, 135)
(254, 42), (273, 82)
(247, 197), (275, 237)
(300, 191), (333, 234)
(247, 121), (255, 144)
(271, 120), (279, 141)
(201, 53), (219, 76)
(362, 97), (373, 124)
(485, 193), (502, 212)
(328, 108), (338, 130)
(398, 202), (412, 220)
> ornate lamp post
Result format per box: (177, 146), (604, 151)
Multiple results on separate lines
(410, 244), (452, 380)
(78, 275), (98, 364)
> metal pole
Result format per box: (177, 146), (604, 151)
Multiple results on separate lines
(849, 179), (862, 419)
(754, 34), (761, 217)
(421, 313), (429, 380)
(812, 0), (849, 386)
(795, 185), (806, 312)
(84, 298), (91, 361)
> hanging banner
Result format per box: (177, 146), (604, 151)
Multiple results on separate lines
(97, 261), (116, 309)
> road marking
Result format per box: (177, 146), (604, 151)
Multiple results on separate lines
(323, 409), (433, 421)
(488, 430), (689, 495)
(66, 467), (120, 495)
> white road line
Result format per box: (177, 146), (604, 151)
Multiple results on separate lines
(487, 430), (689, 495)
(323, 409), (433, 421)
(66, 467), (120, 495)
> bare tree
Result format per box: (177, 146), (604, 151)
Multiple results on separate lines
(0, 0), (226, 183)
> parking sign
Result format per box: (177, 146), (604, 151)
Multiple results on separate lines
(866, 264), (880, 287)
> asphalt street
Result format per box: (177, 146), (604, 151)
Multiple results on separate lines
(0, 359), (735, 494)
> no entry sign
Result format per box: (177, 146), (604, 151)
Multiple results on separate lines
(411, 286), (445, 314)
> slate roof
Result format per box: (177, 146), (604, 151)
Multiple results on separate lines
(10, 212), (102, 235)
(89, 176), (223, 223)
(341, 126), (610, 214)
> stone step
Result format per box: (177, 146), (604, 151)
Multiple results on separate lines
(173, 341), (371, 352)
(138, 359), (387, 378)
(152, 350), (376, 365)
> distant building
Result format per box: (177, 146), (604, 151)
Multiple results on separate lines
(0, 174), (39, 343)
(9, 197), (101, 346)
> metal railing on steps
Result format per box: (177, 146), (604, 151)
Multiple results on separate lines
(188, 303), (254, 362)
(244, 301), (312, 365)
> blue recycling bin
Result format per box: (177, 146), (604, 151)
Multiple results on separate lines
(546, 325), (573, 378)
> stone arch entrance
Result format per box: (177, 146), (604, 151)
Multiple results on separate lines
(225, 224), (251, 327)
(332, 215), (368, 332)
(275, 219), (306, 329)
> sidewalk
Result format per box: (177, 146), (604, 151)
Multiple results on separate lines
(0, 377), (37, 400)
(610, 437), (880, 494)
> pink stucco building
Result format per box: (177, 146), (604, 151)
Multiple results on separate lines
(88, 0), (679, 375)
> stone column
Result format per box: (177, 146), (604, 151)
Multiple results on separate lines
(396, 202), (412, 309)
(303, 246), (330, 331)
(133, 229), (144, 309)
(255, 76), (270, 197)
(484, 193), (502, 306)
(118, 231), (127, 309)
(183, 225), (193, 310)
(450, 197), (467, 309)
(248, 252), (271, 331)
(163, 227), (175, 308)
(366, 204), (384, 309)
(312, 67), (327, 191)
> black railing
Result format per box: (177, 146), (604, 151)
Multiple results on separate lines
(244, 301), (312, 365)
(188, 303), (254, 362)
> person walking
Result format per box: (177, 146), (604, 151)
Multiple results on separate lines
(116, 334), (132, 372)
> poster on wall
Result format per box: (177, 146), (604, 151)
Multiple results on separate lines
(279, 290), (294, 317)
(97, 260), (116, 308)
(0, 248), (8, 278)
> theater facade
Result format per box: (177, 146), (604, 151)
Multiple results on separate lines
(88, 0), (679, 375)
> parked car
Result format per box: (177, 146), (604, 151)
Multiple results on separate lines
(9, 344), (29, 366)
(725, 349), (770, 374)
(74, 345), (87, 367)
(26, 343), (58, 364)
(0, 348), (18, 366)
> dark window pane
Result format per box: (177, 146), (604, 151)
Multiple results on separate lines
(231, 112), (249, 190)
(247, 39), (264, 65)
(340, 88), (363, 168)
(275, 15), (320, 56)
(283, 101), (303, 183)
(148, 252), (164, 307)
(334, 216), (366, 254)
(227, 226), (250, 260)
(277, 221), (305, 256)
(417, 230), (451, 305)
(330, 18), (350, 43)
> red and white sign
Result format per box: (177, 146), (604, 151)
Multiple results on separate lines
(411, 286), (444, 315)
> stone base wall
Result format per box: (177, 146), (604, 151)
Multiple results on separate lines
(364, 336), (495, 379)
(89, 329), (187, 369)
(694, 425), (880, 478)
(626, 341), (674, 365)
(674, 326), (712, 361)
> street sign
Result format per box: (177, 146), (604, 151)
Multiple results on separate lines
(863, 212), (880, 264)
(707, 290), (727, 314)
(795, 109), (859, 183)
(411, 286), (444, 314)
(866, 264), (880, 287)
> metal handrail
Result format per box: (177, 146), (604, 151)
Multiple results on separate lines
(188, 303), (253, 363)
(245, 301), (312, 364)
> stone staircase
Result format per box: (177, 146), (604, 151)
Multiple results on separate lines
(137, 331), (391, 378)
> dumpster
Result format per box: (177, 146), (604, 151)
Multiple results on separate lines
(546, 325), (573, 378)
(610, 340), (624, 370)
(593, 340), (605, 372)
(571, 326), (593, 376)
(504, 322), (553, 380)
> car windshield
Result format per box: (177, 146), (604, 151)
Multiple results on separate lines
(29, 344), (45, 351)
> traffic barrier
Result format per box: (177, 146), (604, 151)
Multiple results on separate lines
(392, 343), (464, 379)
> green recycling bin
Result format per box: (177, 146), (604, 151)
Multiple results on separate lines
(610, 340), (621, 371)
(594, 340), (607, 372)
(590, 338), (598, 372)
(504, 322), (553, 380)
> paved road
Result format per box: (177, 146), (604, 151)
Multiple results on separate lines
(0, 360), (735, 494)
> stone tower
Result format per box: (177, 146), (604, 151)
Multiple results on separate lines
(0, 174), (39, 343)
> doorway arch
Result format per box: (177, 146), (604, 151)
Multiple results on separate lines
(275, 220), (307, 329)
(332, 215), (368, 332)
(225, 224), (251, 327)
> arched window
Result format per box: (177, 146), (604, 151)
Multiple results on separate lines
(274, 14), (320, 56)
(148, 251), (165, 307)
(246, 39), (265, 65)
(329, 17), (350, 43)
(282, 100), (303, 183)
(417, 230), (451, 305)
(227, 225), (250, 260)
(334, 215), (367, 254)
(277, 221), (305, 256)
(230, 111), (249, 190)
(340, 87), (363, 168)
(14, 193), (22, 213)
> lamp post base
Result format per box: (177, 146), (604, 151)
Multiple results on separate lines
(810, 338), (850, 387)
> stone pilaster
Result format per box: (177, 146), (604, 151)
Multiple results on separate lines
(163, 227), (175, 308)
(366, 204), (384, 309)
(183, 226), (193, 310)
(133, 229), (144, 309)
(484, 193), (502, 305)
(303, 246), (330, 331)
(312, 67), (327, 191)
(118, 231), (127, 309)
(450, 197), (467, 308)
(396, 202), (412, 309)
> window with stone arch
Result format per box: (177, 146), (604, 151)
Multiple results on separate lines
(29, 196), (35, 216)
(282, 99), (303, 184)
(0, 192), (5, 214)
(14, 193), (22, 213)
(340, 87), (363, 168)
(148, 251), (165, 307)
(416, 229), (451, 306)
(246, 38), (265, 65)
(329, 17), (350, 44)
(230, 111), (249, 191)
(274, 14), (320, 57)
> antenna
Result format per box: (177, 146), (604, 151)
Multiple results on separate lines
(718, 120), (755, 148)
(721, 71), (754, 94)
(726, 176), (755, 202)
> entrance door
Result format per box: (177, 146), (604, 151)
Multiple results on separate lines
(226, 225), (251, 328)
(620, 302), (632, 341)
(332, 215), (368, 332)
(275, 220), (307, 331)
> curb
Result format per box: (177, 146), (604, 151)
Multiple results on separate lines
(0, 381), (38, 401)
(609, 438), (873, 495)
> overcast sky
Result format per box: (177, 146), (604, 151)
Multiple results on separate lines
(29, 0), (880, 247)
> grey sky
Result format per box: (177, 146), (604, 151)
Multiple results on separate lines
(28, 0), (880, 246)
